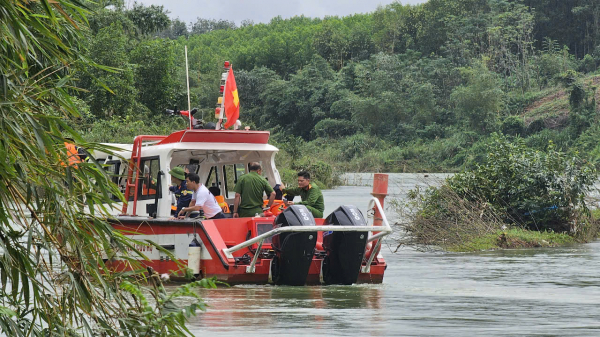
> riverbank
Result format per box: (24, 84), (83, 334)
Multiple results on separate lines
(340, 169), (600, 253)
(446, 228), (577, 252)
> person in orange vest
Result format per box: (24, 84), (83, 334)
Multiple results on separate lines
(62, 139), (81, 167)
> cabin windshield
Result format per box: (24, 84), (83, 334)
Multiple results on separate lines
(169, 149), (278, 203)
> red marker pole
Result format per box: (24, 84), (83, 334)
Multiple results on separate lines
(365, 173), (388, 261)
(371, 173), (388, 227)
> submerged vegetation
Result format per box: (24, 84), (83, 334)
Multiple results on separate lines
(395, 135), (600, 252)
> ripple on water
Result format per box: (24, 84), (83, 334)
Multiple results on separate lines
(185, 180), (600, 336)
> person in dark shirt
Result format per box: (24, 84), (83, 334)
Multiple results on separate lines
(168, 166), (193, 216)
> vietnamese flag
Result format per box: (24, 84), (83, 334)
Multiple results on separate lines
(223, 67), (239, 128)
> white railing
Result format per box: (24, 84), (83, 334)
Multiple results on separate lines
(221, 197), (392, 273)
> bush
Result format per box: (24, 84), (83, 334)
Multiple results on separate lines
(579, 54), (597, 73)
(314, 118), (359, 138)
(448, 134), (597, 232)
(397, 134), (599, 251)
(501, 116), (525, 136)
(338, 133), (386, 161)
(525, 118), (545, 135)
(396, 185), (506, 251)
(293, 157), (337, 188)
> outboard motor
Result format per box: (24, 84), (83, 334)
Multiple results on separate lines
(271, 205), (317, 286)
(322, 205), (368, 285)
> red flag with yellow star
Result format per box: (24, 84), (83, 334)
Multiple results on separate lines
(223, 67), (239, 128)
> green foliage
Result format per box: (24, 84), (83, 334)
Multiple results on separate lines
(127, 2), (170, 36)
(293, 158), (336, 188)
(84, 21), (138, 118)
(501, 116), (525, 136)
(0, 2), (213, 335)
(396, 135), (599, 251)
(579, 54), (597, 73)
(451, 60), (504, 133)
(117, 278), (217, 335)
(130, 39), (178, 114)
(314, 118), (359, 138)
(74, 0), (600, 176)
(449, 134), (597, 232)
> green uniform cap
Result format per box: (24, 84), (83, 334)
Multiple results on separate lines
(168, 166), (186, 180)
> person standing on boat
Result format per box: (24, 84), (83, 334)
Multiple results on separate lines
(232, 162), (276, 218)
(178, 173), (225, 220)
(282, 171), (324, 218)
(168, 166), (193, 216)
(185, 164), (197, 177)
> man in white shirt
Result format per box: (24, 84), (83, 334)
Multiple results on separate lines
(177, 173), (225, 220)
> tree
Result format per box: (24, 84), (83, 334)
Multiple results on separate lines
(86, 21), (138, 117)
(127, 2), (170, 36)
(160, 18), (189, 39)
(191, 18), (236, 35)
(451, 60), (504, 133)
(0, 1), (212, 335)
(130, 39), (178, 115)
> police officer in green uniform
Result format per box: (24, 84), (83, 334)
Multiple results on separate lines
(233, 162), (276, 218)
(168, 166), (193, 216)
(282, 171), (324, 218)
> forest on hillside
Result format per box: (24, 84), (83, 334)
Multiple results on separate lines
(75, 0), (600, 174)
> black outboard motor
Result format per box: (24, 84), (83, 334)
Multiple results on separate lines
(271, 205), (317, 286)
(322, 205), (368, 285)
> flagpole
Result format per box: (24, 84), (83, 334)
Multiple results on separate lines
(185, 45), (191, 129)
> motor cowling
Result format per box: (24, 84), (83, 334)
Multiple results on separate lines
(271, 205), (317, 286)
(322, 205), (368, 285)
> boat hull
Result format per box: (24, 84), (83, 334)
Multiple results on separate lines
(107, 217), (387, 285)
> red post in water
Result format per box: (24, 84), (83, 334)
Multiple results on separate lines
(371, 173), (388, 227)
(364, 173), (389, 262)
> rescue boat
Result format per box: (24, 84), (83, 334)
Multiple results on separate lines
(96, 128), (392, 286)
(97, 57), (391, 285)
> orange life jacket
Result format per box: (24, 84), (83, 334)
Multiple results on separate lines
(215, 195), (231, 213)
(263, 199), (286, 216)
(61, 142), (81, 167)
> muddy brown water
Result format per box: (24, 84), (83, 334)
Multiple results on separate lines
(185, 174), (600, 336)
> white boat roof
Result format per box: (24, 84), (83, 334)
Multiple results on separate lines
(110, 141), (278, 157)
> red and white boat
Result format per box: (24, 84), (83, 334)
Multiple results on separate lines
(96, 128), (392, 285)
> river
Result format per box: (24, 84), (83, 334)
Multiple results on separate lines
(187, 173), (600, 336)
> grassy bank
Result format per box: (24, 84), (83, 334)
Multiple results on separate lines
(447, 228), (576, 252)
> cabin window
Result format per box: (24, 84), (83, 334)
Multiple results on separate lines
(205, 165), (222, 196)
(105, 160), (124, 201)
(137, 157), (161, 200)
(223, 164), (247, 198)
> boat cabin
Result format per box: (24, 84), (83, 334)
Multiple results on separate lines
(95, 129), (280, 218)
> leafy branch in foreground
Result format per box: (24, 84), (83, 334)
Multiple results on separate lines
(0, 1), (212, 335)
